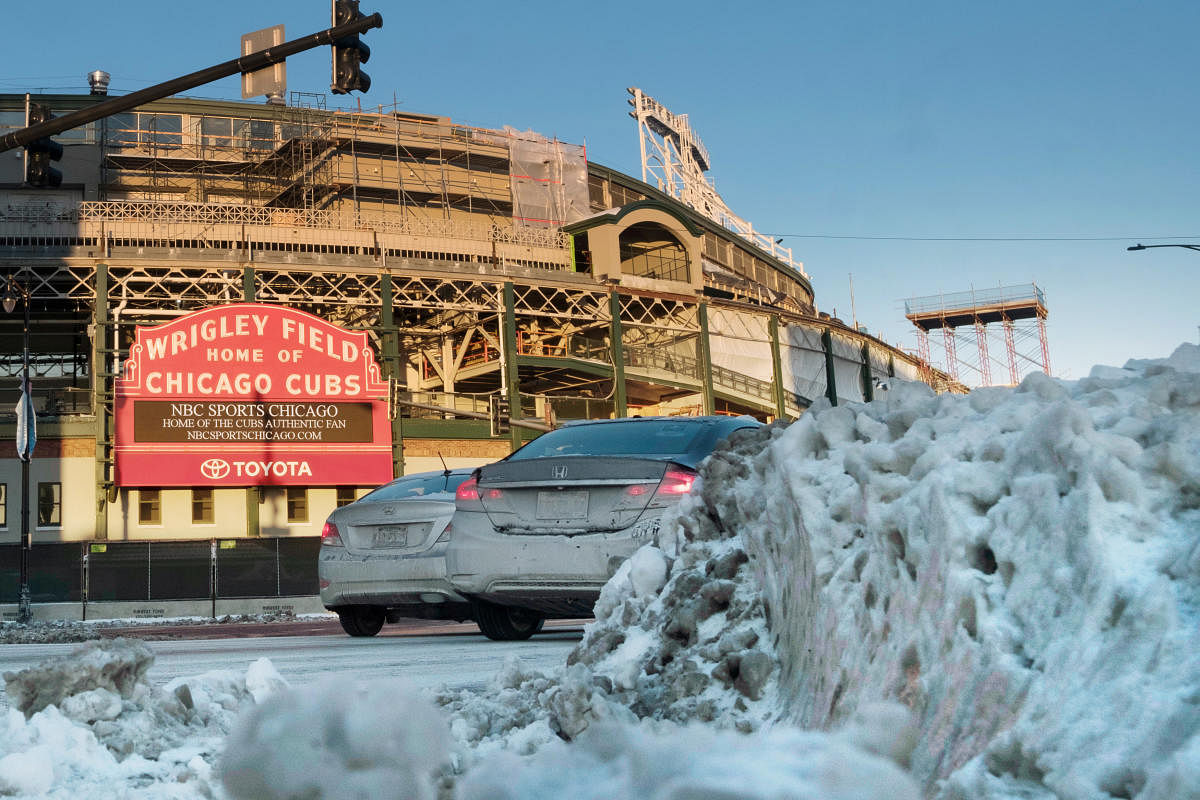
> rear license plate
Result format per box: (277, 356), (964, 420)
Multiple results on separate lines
(374, 525), (411, 547)
(536, 490), (588, 519)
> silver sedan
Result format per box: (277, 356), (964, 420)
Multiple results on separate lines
(319, 468), (478, 637)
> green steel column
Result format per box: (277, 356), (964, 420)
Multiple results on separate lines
(861, 342), (875, 403)
(697, 303), (715, 416)
(769, 315), (787, 420)
(608, 291), (627, 418)
(567, 233), (577, 273)
(821, 329), (839, 406)
(502, 282), (522, 450)
(381, 273), (405, 477)
(93, 263), (109, 540)
(240, 267), (254, 302)
(242, 268), (260, 536)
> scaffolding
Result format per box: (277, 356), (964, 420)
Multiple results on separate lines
(904, 284), (1051, 387)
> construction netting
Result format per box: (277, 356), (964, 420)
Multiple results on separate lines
(479, 128), (590, 229)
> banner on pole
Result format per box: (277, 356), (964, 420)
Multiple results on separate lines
(15, 372), (36, 462)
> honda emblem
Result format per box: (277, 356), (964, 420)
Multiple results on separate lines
(552, 465), (568, 480)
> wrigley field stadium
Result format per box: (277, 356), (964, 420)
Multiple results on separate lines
(0, 74), (948, 620)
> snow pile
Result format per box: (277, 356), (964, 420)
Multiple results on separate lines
(0, 638), (287, 797)
(220, 678), (450, 800)
(433, 423), (784, 754)
(2, 343), (1197, 800)
(726, 343), (1200, 798)
(456, 716), (919, 800)
(434, 343), (1198, 798)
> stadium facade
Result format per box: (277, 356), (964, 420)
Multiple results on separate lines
(0, 90), (934, 616)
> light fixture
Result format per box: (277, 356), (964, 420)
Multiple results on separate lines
(2, 291), (15, 314)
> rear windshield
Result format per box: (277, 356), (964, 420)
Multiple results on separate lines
(508, 420), (714, 461)
(362, 473), (470, 501)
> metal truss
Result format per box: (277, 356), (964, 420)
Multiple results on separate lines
(617, 292), (698, 332)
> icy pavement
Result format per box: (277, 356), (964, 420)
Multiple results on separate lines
(0, 343), (1195, 799)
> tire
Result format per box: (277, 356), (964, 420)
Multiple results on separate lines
(337, 605), (385, 637)
(474, 602), (545, 641)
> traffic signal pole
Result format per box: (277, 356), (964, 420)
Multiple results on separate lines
(0, 11), (382, 155)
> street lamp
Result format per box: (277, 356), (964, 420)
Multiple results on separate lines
(1127, 243), (1200, 252)
(2, 278), (33, 625)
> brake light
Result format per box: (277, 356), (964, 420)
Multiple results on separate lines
(656, 467), (697, 497)
(456, 476), (486, 511)
(320, 521), (344, 547)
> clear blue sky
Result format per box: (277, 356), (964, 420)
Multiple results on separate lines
(6, 1), (1198, 380)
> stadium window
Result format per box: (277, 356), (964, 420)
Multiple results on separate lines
(37, 483), (62, 527)
(144, 113), (182, 147)
(201, 116), (233, 148)
(619, 222), (690, 282)
(336, 487), (357, 508)
(286, 488), (308, 523)
(138, 489), (162, 525)
(106, 113), (139, 146)
(248, 119), (276, 150)
(192, 488), (214, 525)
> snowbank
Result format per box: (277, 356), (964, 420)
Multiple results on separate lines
(1, 344), (1195, 800)
(730, 343), (1200, 798)
(0, 638), (287, 798)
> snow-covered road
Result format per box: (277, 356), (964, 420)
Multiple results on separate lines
(0, 630), (581, 709)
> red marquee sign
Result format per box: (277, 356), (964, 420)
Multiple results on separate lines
(114, 304), (393, 487)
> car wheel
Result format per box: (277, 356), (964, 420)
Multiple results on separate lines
(337, 605), (385, 637)
(474, 602), (545, 641)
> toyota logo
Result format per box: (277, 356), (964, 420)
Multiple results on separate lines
(200, 458), (231, 480)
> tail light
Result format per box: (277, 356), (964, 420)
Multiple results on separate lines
(320, 521), (344, 547)
(455, 476), (484, 511)
(655, 467), (697, 498)
(456, 477), (479, 501)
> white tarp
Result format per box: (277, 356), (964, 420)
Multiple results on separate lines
(707, 308), (774, 384)
(498, 129), (589, 229)
(868, 345), (892, 378)
(892, 356), (922, 382)
(830, 332), (865, 403)
(780, 324), (827, 403)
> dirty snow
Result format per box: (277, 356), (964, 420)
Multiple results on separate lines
(0, 343), (1194, 799)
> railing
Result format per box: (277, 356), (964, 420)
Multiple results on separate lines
(1, 201), (569, 250)
(904, 284), (1046, 316)
(623, 346), (703, 382)
(623, 346), (804, 409)
(401, 392), (494, 420)
(516, 334), (610, 362)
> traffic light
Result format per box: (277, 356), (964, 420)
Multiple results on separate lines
(331, 0), (372, 94)
(489, 395), (511, 437)
(24, 103), (63, 188)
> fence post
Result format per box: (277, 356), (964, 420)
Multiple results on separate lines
(210, 539), (217, 619)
